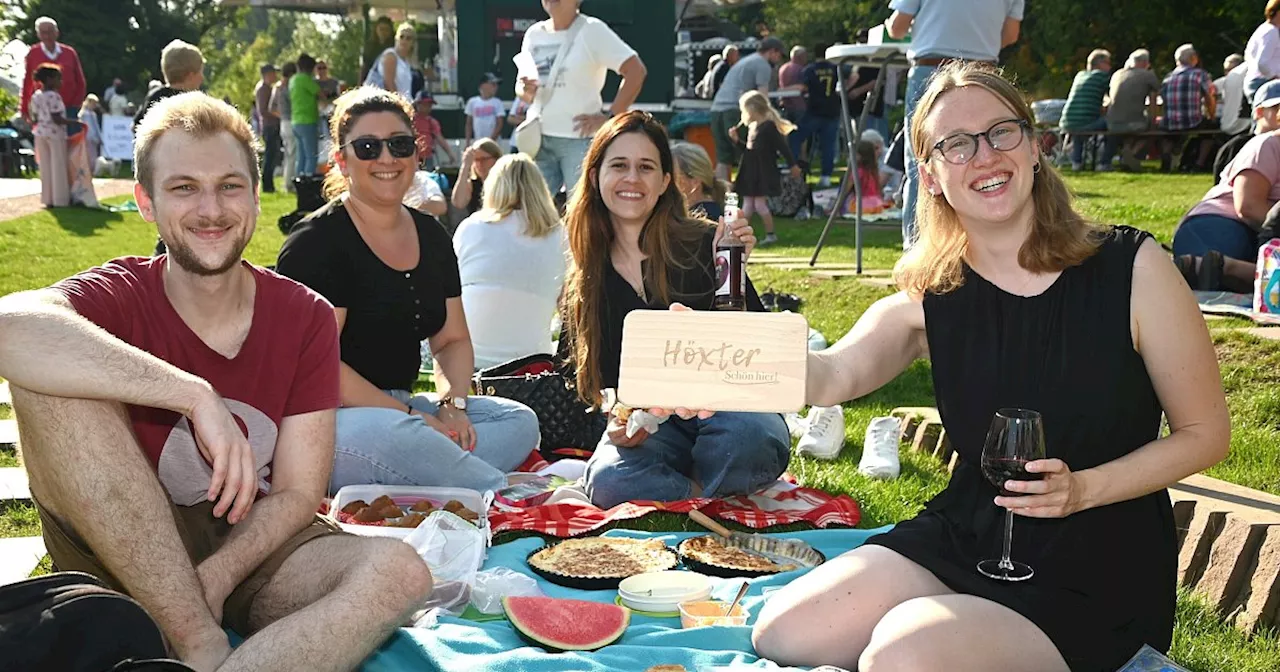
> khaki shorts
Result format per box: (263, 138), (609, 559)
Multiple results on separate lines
(36, 498), (344, 635)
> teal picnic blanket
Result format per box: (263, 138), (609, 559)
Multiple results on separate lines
(359, 526), (892, 672)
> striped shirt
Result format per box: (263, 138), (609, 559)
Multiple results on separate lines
(1061, 69), (1110, 129)
(1161, 66), (1212, 131)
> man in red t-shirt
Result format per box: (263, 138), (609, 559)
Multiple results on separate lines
(0, 92), (431, 671)
(20, 16), (86, 121)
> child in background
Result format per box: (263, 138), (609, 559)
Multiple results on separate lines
(465, 72), (506, 146)
(730, 90), (800, 245)
(851, 140), (886, 214)
(29, 63), (69, 208)
(413, 92), (457, 169)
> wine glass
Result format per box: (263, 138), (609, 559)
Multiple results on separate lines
(977, 408), (1046, 581)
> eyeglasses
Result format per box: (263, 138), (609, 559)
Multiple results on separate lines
(928, 119), (1030, 165)
(345, 135), (417, 161)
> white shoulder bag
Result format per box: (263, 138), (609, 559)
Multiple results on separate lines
(512, 17), (585, 157)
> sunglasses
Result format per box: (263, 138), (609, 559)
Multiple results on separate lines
(928, 119), (1030, 166)
(345, 135), (417, 161)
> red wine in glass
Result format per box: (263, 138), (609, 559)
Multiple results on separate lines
(977, 408), (1046, 582)
(981, 456), (1045, 496)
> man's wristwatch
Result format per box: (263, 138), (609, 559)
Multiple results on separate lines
(440, 395), (468, 412)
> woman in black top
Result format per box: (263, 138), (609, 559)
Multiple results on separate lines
(752, 63), (1228, 672)
(450, 138), (502, 218)
(277, 87), (539, 494)
(560, 111), (791, 509)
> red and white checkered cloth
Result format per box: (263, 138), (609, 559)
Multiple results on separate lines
(487, 480), (861, 538)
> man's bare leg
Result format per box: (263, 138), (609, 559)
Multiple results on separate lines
(12, 388), (230, 669)
(221, 535), (432, 671)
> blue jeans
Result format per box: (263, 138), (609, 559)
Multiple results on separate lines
(790, 114), (840, 178)
(293, 122), (318, 177)
(535, 134), (592, 197)
(1064, 118), (1108, 168)
(902, 65), (938, 250)
(331, 390), (540, 494)
(582, 412), (791, 509)
(1171, 214), (1258, 261)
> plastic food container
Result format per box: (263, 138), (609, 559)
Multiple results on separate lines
(678, 600), (750, 629)
(617, 571), (712, 613)
(328, 485), (491, 543)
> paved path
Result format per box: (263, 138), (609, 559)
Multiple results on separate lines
(0, 178), (135, 222)
(0, 536), (45, 587)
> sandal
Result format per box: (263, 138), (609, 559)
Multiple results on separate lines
(1198, 250), (1224, 292)
(1174, 255), (1199, 289)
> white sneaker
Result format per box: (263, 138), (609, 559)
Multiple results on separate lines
(796, 406), (845, 459)
(795, 207), (811, 220)
(818, 176), (832, 188)
(785, 412), (809, 439)
(761, 233), (779, 246)
(858, 416), (901, 479)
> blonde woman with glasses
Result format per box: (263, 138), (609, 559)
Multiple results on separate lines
(454, 153), (568, 368)
(752, 62), (1228, 672)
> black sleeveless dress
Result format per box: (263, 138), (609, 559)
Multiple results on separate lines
(866, 227), (1174, 672)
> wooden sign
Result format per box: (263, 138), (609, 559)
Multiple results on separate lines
(617, 311), (809, 413)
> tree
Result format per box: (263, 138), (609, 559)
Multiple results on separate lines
(1, 0), (230, 99)
(762, 0), (889, 51)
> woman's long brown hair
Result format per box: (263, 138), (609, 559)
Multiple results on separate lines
(563, 111), (710, 405)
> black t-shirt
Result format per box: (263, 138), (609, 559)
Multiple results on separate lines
(843, 65), (885, 119)
(711, 60), (732, 98)
(562, 226), (764, 389)
(691, 200), (723, 222)
(133, 86), (182, 131)
(803, 61), (843, 119)
(276, 200), (461, 392)
(467, 178), (484, 216)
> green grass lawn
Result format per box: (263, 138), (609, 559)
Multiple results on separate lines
(2, 174), (1280, 670)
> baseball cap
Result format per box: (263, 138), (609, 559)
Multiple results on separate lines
(260, 63), (277, 75)
(759, 37), (786, 55)
(480, 72), (501, 85)
(1255, 79), (1280, 110)
(414, 91), (435, 105)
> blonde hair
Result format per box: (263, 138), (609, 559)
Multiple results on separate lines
(480, 154), (562, 239)
(160, 40), (204, 87)
(739, 90), (795, 135)
(134, 92), (259, 195)
(322, 86), (415, 200)
(670, 141), (728, 207)
(396, 23), (416, 40)
(894, 62), (1103, 297)
(1268, 0), (1280, 20)
(467, 138), (503, 179)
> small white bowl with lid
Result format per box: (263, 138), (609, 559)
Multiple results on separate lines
(617, 571), (712, 613)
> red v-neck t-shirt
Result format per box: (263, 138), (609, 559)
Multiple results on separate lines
(53, 256), (340, 506)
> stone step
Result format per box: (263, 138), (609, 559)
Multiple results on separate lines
(0, 419), (16, 448)
(0, 536), (45, 586)
(0, 467), (30, 501)
(1242, 327), (1280, 341)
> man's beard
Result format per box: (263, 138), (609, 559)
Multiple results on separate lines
(163, 218), (251, 277)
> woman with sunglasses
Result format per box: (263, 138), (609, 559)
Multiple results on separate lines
(752, 63), (1227, 672)
(451, 138), (502, 218)
(560, 111), (789, 509)
(364, 23), (416, 99)
(277, 87), (540, 494)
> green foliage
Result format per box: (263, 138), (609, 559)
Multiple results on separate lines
(762, 0), (889, 52)
(0, 86), (18, 121)
(1, 0), (230, 101)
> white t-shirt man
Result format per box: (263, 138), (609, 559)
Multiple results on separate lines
(453, 210), (568, 369)
(466, 96), (506, 140)
(519, 14), (636, 138)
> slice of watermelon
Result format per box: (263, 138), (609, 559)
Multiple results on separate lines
(503, 596), (630, 652)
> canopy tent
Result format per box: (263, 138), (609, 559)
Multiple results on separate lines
(220, 0), (764, 20)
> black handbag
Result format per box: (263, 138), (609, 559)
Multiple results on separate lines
(473, 354), (608, 461)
